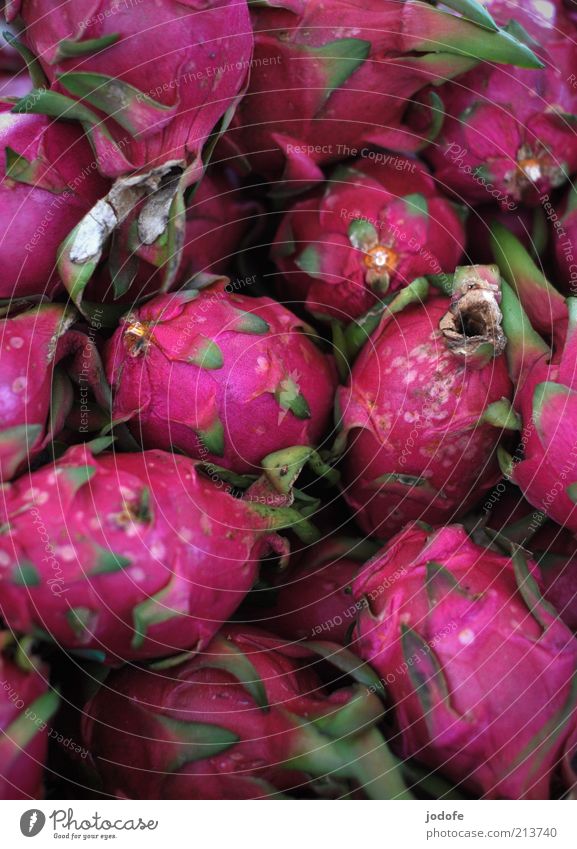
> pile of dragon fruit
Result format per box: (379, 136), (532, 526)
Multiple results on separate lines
(1, 0), (577, 802)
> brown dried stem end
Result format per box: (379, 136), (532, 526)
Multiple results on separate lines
(123, 318), (152, 357)
(439, 265), (506, 368)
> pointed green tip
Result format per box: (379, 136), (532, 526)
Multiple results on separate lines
(429, 15), (544, 70)
(440, 0), (499, 32)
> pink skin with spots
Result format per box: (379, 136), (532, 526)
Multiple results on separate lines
(0, 105), (109, 299)
(104, 283), (337, 474)
(421, 0), (577, 207)
(0, 637), (55, 799)
(0, 445), (288, 662)
(337, 295), (513, 536)
(271, 157), (465, 321)
(9, 0), (253, 179)
(353, 523), (577, 799)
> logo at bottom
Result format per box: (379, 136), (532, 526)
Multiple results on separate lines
(20, 810), (46, 837)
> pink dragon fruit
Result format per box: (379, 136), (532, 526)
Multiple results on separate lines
(0, 632), (59, 799)
(271, 157), (465, 321)
(261, 537), (375, 643)
(9, 0), (253, 182)
(104, 283), (337, 473)
(81, 625), (409, 800)
(0, 105), (109, 299)
(89, 166), (264, 304)
(0, 303), (110, 481)
(0, 444), (315, 663)
(353, 523), (577, 799)
(221, 0), (542, 188)
(490, 225), (577, 533)
(422, 0), (577, 207)
(336, 267), (514, 536)
(9, 1), (254, 306)
(554, 186), (577, 292)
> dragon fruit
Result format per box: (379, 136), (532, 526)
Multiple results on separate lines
(0, 444), (315, 663)
(271, 157), (465, 321)
(0, 303), (110, 481)
(221, 0), (542, 188)
(0, 632), (59, 799)
(261, 537), (375, 643)
(0, 106), (109, 299)
(422, 0), (577, 207)
(490, 226), (577, 533)
(9, 0), (253, 306)
(553, 186), (577, 292)
(336, 267), (514, 536)
(104, 283), (336, 473)
(10, 0), (253, 181)
(353, 523), (577, 799)
(81, 625), (410, 799)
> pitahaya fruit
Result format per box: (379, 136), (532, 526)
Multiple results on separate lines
(260, 537), (374, 643)
(104, 283), (337, 473)
(0, 444), (314, 663)
(0, 303), (110, 481)
(353, 523), (577, 799)
(271, 157), (465, 321)
(221, 0), (542, 189)
(81, 625), (410, 799)
(553, 185), (577, 292)
(490, 225), (577, 533)
(10, 0), (253, 182)
(0, 632), (59, 799)
(335, 267), (514, 536)
(422, 0), (577, 207)
(10, 0), (254, 306)
(0, 105), (109, 299)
